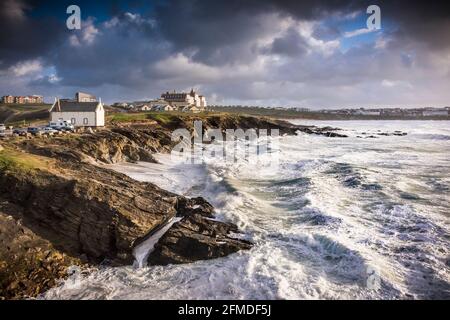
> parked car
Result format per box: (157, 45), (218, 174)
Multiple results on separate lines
(13, 128), (28, 136)
(0, 123), (6, 131)
(27, 127), (44, 135)
(49, 121), (74, 131)
(0, 131), (6, 139)
(43, 127), (59, 135)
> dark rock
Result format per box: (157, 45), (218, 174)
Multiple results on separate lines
(148, 214), (252, 265)
(320, 132), (348, 138)
(176, 197), (215, 218)
(0, 163), (179, 266)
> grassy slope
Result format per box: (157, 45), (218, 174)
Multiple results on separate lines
(108, 111), (226, 124)
(0, 146), (53, 173)
(0, 104), (51, 127)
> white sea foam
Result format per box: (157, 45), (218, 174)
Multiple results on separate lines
(42, 120), (450, 300)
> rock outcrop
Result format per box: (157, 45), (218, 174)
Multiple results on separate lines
(149, 213), (252, 265)
(0, 202), (81, 300)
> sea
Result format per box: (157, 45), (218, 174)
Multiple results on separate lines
(42, 120), (450, 300)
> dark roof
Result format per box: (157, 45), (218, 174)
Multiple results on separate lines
(52, 100), (100, 112)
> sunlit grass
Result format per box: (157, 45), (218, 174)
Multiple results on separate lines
(0, 147), (52, 172)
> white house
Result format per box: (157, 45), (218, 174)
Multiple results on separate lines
(50, 98), (105, 127)
(138, 104), (152, 111)
(152, 104), (174, 111)
(182, 105), (202, 113)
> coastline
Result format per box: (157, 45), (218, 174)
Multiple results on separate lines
(0, 114), (345, 299)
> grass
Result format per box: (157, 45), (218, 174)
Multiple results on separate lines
(0, 147), (52, 173)
(107, 110), (225, 124)
(0, 104), (51, 112)
(108, 112), (151, 123)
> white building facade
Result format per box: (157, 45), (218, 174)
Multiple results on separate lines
(161, 89), (207, 110)
(50, 99), (105, 127)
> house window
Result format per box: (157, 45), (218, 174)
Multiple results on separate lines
(71, 118), (76, 124)
(83, 118), (88, 125)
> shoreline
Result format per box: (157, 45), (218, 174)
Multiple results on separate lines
(2, 113), (333, 299)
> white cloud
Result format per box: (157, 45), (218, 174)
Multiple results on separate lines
(69, 35), (81, 47)
(381, 79), (413, 88)
(344, 28), (376, 38)
(82, 21), (99, 45)
(9, 59), (43, 77)
(104, 17), (120, 29)
(69, 19), (100, 47)
(48, 73), (61, 83)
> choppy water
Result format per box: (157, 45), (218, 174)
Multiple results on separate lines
(43, 121), (450, 300)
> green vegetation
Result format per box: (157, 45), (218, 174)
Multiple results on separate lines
(0, 147), (51, 172)
(107, 111), (222, 124)
(108, 112), (150, 122)
(0, 104), (51, 126)
(146, 112), (180, 124)
(0, 104), (51, 112)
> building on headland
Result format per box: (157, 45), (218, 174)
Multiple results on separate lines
(160, 89), (207, 112)
(2, 95), (43, 104)
(76, 92), (97, 102)
(2, 95), (14, 104)
(153, 104), (175, 112)
(50, 96), (105, 127)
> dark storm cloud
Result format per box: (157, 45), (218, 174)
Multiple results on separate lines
(381, 0), (450, 50)
(153, 0), (363, 65)
(153, 0), (450, 58)
(0, 0), (66, 67)
(1, 0), (450, 106)
(264, 28), (309, 57)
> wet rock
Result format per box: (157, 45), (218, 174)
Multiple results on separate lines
(148, 214), (252, 265)
(377, 131), (408, 137)
(176, 197), (215, 218)
(320, 132), (348, 138)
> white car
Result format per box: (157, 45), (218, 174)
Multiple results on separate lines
(49, 121), (74, 131)
(43, 127), (59, 135)
(0, 123), (6, 131)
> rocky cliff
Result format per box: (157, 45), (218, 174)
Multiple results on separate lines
(0, 114), (345, 299)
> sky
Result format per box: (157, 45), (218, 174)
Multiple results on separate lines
(1, 0), (450, 108)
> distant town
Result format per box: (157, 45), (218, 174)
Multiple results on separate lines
(2, 95), (44, 104)
(2, 90), (450, 120)
(208, 105), (450, 119)
(112, 89), (207, 113)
